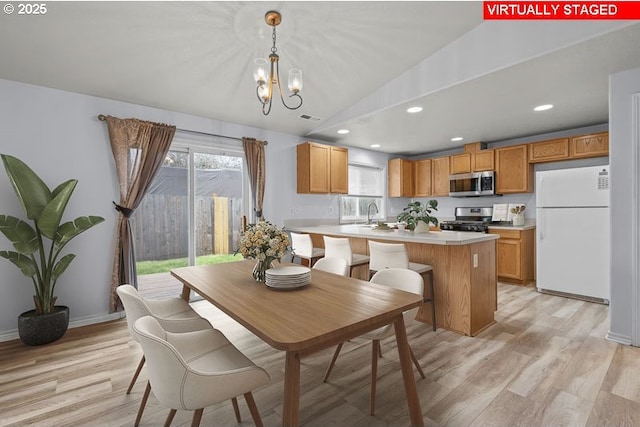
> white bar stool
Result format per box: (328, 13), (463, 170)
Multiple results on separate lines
(289, 232), (325, 267)
(323, 236), (370, 277)
(368, 240), (437, 331)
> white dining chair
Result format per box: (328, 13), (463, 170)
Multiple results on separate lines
(290, 232), (325, 267)
(322, 268), (426, 416)
(312, 256), (349, 277)
(116, 285), (217, 426)
(132, 316), (270, 427)
(368, 240), (437, 331)
(323, 236), (370, 277)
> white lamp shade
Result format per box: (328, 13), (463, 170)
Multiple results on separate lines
(288, 68), (303, 93)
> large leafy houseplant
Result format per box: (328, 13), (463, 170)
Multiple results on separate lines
(0, 154), (105, 315)
(396, 200), (439, 231)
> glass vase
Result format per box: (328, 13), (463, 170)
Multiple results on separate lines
(252, 257), (276, 283)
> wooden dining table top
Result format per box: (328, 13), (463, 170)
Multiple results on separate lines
(170, 259), (424, 354)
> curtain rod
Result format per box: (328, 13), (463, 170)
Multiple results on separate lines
(97, 114), (266, 144)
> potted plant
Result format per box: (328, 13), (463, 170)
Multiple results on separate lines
(0, 154), (104, 345)
(396, 200), (439, 233)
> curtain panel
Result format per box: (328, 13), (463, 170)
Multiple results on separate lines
(104, 115), (176, 312)
(242, 137), (267, 221)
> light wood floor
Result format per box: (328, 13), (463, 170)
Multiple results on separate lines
(2, 282), (640, 427)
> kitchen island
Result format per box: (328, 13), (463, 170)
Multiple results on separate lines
(286, 224), (499, 336)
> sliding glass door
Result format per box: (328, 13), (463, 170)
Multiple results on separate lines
(133, 137), (246, 296)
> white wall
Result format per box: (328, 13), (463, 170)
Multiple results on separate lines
(608, 66), (640, 345)
(0, 78), (379, 337)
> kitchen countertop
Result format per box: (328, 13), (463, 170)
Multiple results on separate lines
(488, 224), (536, 231)
(286, 224), (499, 246)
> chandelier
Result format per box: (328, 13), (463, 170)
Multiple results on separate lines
(253, 11), (303, 115)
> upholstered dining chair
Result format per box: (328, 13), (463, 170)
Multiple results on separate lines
(323, 236), (370, 277)
(312, 256), (350, 277)
(116, 284), (217, 426)
(368, 240), (437, 331)
(132, 316), (270, 427)
(290, 232), (325, 267)
(322, 268), (426, 416)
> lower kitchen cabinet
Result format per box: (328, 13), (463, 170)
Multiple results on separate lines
(488, 228), (535, 284)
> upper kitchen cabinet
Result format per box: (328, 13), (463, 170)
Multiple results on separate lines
(495, 144), (533, 194)
(450, 153), (472, 174)
(570, 131), (609, 158)
(528, 138), (570, 163)
(472, 150), (495, 171)
(414, 159), (432, 197)
(388, 158), (415, 197)
(451, 150), (494, 174)
(432, 156), (451, 197)
(297, 142), (348, 194)
(329, 146), (349, 193)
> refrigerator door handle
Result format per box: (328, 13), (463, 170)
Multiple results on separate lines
(539, 209), (544, 241)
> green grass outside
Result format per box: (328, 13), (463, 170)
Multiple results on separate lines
(137, 253), (243, 275)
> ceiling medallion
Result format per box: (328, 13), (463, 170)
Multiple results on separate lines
(253, 11), (303, 115)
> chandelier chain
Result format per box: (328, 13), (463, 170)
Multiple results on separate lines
(271, 25), (277, 54)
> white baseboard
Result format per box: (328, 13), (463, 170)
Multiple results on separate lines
(606, 330), (633, 346)
(0, 311), (125, 343)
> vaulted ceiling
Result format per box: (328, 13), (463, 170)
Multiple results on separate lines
(1, 2), (639, 155)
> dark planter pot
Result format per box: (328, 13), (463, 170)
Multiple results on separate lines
(18, 306), (70, 346)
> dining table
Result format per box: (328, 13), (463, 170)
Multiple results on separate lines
(171, 259), (425, 427)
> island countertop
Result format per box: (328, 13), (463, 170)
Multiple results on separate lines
(286, 224), (499, 245)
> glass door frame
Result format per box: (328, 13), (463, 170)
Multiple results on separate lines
(171, 135), (249, 267)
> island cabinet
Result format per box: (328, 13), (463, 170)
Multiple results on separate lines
(388, 158), (415, 197)
(488, 228), (535, 284)
(495, 144), (533, 194)
(299, 226), (499, 337)
(570, 132), (609, 158)
(431, 156), (451, 197)
(297, 142), (348, 194)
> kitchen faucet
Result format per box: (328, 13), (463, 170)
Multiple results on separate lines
(367, 202), (379, 224)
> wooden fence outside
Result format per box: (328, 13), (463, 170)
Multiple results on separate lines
(132, 194), (240, 261)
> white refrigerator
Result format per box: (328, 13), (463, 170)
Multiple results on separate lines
(536, 165), (610, 303)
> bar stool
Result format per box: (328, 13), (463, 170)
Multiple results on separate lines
(323, 236), (370, 277)
(289, 232), (325, 267)
(368, 240), (437, 331)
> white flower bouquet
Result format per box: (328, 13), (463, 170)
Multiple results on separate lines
(238, 221), (290, 281)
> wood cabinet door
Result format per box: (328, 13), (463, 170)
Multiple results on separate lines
(297, 142), (330, 193)
(528, 138), (569, 163)
(495, 144), (533, 194)
(496, 239), (522, 280)
(414, 159), (432, 197)
(450, 153), (471, 174)
(330, 146), (349, 194)
(570, 132), (609, 158)
(431, 157), (450, 197)
(388, 158), (414, 197)
(472, 150), (495, 171)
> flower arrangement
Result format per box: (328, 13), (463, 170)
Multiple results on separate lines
(238, 220), (290, 282)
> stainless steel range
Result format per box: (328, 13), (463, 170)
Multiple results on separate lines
(440, 207), (494, 233)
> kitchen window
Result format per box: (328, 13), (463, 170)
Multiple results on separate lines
(340, 163), (385, 223)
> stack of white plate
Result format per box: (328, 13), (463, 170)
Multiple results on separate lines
(265, 265), (311, 289)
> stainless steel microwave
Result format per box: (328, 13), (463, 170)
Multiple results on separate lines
(449, 171), (495, 197)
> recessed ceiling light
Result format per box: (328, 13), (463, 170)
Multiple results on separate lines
(534, 104), (553, 111)
(406, 106), (423, 114)
(370, 144), (381, 148)
(337, 129), (349, 134)
(451, 137), (463, 142)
